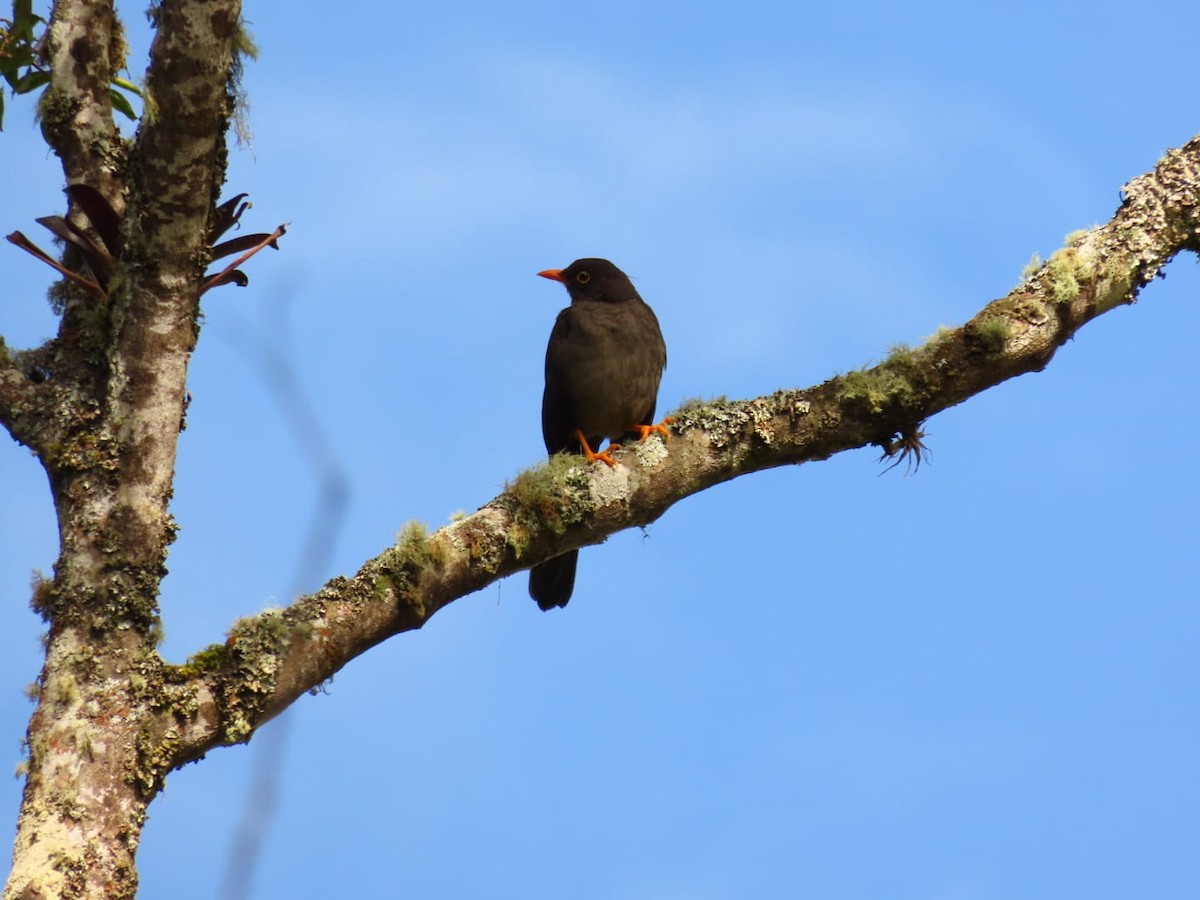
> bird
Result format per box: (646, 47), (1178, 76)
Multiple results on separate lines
(528, 258), (669, 610)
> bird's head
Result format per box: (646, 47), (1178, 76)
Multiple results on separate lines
(538, 258), (639, 304)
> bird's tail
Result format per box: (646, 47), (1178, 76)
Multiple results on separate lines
(529, 550), (578, 610)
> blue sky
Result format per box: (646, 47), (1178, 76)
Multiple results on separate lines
(2, 1), (1199, 897)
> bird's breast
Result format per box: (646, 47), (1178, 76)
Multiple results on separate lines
(547, 300), (666, 441)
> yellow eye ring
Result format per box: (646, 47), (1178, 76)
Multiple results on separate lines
(576, 270), (591, 284)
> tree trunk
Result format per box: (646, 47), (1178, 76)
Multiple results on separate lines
(3, 2), (243, 895)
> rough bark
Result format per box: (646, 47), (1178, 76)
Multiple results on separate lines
(1, 2), (1198, 895)
(2, 1), (243, 897)
(39, 0), (124, 201)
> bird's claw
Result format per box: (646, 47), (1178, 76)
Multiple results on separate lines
(575, 429), (620, 467)
(587, 445), (619, 468)
(631, 416), (674, 442)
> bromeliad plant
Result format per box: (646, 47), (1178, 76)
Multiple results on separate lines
(7, 187), (285, 300)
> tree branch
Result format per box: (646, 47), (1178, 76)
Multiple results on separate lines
(40, 0), (124, 198)
(163, 134), (1200, 766)
(0, 337), (60, 457)
(131, 0), (242, 266)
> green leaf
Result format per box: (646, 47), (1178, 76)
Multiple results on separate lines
(111, 76), (143, 98)
(10, 0), (42, 35)
(0, 0), (48, 126)
(13, 69), (50, 94)
(109, 87), (137, 121)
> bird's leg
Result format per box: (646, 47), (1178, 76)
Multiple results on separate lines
(574, 428), (619, 468)
(628, 416), (675, 442)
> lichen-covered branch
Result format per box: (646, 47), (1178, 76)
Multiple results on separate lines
(0, 337), (58, 457)
(40, 0), (125, 198)
(160, 136), (1200, 768)
(131, 0), (242, 271)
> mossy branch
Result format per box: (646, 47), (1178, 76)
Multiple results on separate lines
(38, 0), (124, 192)
(160, 135), (1200, 767)
(0, 337), (61, 457)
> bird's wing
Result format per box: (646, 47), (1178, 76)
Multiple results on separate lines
(541, 310), (579, 454)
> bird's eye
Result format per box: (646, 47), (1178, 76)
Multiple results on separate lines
(576, 271), (591, 284)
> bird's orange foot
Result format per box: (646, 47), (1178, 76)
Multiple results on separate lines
(630, 416), (675, 442)
(575, 429), (619, 468)
(587, 444), (619, 467)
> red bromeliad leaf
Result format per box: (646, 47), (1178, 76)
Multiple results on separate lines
(8, 188), (283, 300)
(208, 193), (251, 244)
(35, 216), (117, 287)
(6, 230), (106, 300)
(200, 224), (286, 295)
(210, 232), (280, 262)
(64, 184), (122, 256)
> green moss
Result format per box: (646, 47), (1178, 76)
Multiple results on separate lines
(1049, 257), (1080, 302)
(233, 17), (260, 59)
(840, 369), (912, 415)
(508, 456), (563, 508)
(182, 642), (232, 675)
(44, 672), (79, 705)
(505, 455), (591, 558)
(109, 15), (129, 70)
(372, 572), (393, 599)
(229, 17), (258, 146)
(673, 395), (728, 414)
(397, 520), (429, 555)
(371, 520), (449, 601)
(395, 519), (446, 569)
(886, 342), (915, 366)
(838, 354), (917, 415)
(1046, 245), (1096, 305)
(1021, 253), (1042, 280)
(975, 315), (1011, 352)
(922, 326), (955, 346)
(29, 570), (54, 618)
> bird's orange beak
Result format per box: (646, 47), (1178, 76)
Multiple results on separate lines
(537, 268), (564, 282)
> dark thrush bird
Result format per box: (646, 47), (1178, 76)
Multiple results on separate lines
(529, 258), (669, 610)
